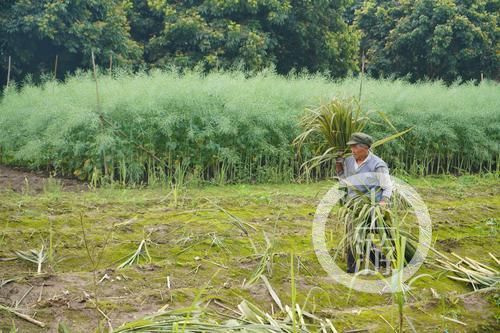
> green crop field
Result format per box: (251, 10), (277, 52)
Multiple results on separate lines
(0, 71), (498, 185)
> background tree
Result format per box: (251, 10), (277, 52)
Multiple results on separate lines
(272, 0), (360, 77)
(127, 0), (165, 64)
(130, 0), (360, 74)
(143, 0), (278, 71)
(356, 0), (499, 82)
(1, 0), (497, 83)
(0, 0), (142, 83)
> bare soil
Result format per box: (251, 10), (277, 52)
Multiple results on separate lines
(0, 165), (87, 193)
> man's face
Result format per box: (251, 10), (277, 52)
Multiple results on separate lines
(350, 144), (369, 159)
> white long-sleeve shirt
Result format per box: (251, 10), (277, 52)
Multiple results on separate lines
(337, 152), (393, 202)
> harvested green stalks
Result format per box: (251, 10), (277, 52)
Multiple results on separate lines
(118, 240), (151, 269)
(434, 252), (499, 290)
(14, 245), (47, 275)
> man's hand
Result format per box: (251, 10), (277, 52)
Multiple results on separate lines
(335, 157), (344, 173)
(379, 198), (389, 209)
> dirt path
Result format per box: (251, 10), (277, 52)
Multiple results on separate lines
(0, 165), (87, 193)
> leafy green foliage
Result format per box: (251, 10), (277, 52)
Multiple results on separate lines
(356, 0), (499, 82)
(0, 0), (142, 82)
(0, 0), (359, 81)
(1, 0), (497, 83)
(362, 78), (500, 175)
(142, 0), (359, 75)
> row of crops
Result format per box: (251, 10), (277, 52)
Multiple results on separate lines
(0, 70), (498, 184)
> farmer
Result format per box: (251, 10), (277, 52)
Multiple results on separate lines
(335, 132), (393, 273)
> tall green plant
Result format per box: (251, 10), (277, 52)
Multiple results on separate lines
(294, 97), (411, 178)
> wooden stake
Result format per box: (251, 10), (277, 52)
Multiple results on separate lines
(109, 54), (113, 74)
(53, 54), (58, 80)
(91, 51), (100, 109)
(358, 51), (365, 102)
(6, 56), (11, 88)
(91, 51), (108, 177)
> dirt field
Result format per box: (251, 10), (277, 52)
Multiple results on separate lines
(0, 166), (87, 193)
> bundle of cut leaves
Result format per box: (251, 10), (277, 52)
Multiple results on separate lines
(433, 252), (499, 290)
(114, 300), (338, 332)
(335, 192), (417, 272)
(293, 97), (411, 175)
